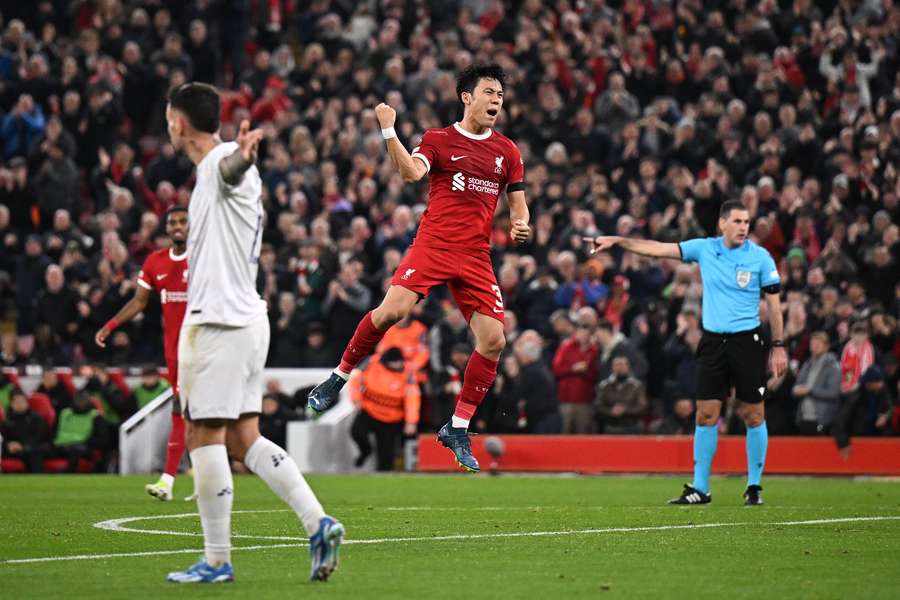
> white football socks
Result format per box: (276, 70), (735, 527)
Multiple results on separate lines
(244, 436), (325, 536)
(451, 416), (470, 429)
(190, 444), (233, 566)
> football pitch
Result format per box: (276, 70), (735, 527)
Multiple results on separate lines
(2, 474), (899, 599)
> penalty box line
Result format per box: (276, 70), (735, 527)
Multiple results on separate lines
(3, 514), (900, 565)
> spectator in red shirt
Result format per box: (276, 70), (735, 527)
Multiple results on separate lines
(840, 321), (876, 395)
(250, 76), (292, 124)
(552, 307), (600, 434)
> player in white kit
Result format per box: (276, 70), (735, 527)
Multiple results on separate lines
(162, 83), (344, 584)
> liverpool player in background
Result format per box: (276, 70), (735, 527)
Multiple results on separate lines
(96, 206), (190, 501)
(308, 64), (530, 472)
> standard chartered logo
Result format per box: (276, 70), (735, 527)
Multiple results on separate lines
(451, 172), (500, 195)
(160, 289), (188, 304)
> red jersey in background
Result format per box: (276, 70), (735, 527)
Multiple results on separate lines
(138, 248), (188, 384)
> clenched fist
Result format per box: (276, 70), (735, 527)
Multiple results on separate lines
(374, 103), (396, 129)
(511, 219), (531, 244)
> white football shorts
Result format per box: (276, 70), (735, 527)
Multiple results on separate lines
(178, 314), (270, 420)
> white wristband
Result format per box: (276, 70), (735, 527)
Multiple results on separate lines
(381, 127), (397, 140)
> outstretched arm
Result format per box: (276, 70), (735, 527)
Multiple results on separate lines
(375, 103), (428, 183)
(95, 285), (151, 348)
(219, 119), (263, 185)
(583, 235), (681, 259)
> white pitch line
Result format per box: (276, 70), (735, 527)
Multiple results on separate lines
(4, 515), (900, 565)
(344, 515), (900, 545)
(94, 510), (301, 541)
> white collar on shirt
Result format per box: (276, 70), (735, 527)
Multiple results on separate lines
(453, 122), (492, 140)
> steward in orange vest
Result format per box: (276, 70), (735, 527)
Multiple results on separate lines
(349, 347), (420, 471)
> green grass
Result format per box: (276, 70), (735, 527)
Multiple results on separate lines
(1, 474), (899, 599)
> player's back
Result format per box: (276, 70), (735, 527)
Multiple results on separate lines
(411, 124), (523, 254)
(186, 141), (266, 327)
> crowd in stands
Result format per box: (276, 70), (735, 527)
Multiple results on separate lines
(0, 366), (296, 472)
(1, 0), (899, 472)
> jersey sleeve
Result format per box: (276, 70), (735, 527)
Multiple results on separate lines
(410, 129), (440, 174)
(137, 255), (155, 291)
(507, 143), (524, 185)
(678, 238), (706, 263)
(214, 141), (243, 188)
(760, 250), (781, 287)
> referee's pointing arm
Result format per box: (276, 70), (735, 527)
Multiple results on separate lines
(583, 235), (682, 260)
(584, 229), (788, 379)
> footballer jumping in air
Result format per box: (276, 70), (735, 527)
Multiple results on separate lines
(307, 64), (530, 472)
(95, 206), (190, 502)
(162, 82), (343, 584)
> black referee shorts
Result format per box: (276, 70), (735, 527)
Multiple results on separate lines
(695, 328), (767, 404)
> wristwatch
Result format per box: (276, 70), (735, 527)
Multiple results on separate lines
(772, 340), (785, 347)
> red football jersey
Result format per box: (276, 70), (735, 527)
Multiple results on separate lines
(137, 248), (188, 364)
(410, 123), (524, 254)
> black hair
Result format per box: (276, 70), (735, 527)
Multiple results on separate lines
(380, 347), (405, 365)
(167, 82), (220, 133)
(456, 63), (507, 103)
(719, 200), (748, 219)
(165, 205), (188, 222)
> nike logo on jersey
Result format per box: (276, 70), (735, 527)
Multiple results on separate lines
(450, 155), (467, 161)
(156, 274), (167, 280)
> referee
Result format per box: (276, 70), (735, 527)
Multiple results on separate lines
(586, 200), (788, 506)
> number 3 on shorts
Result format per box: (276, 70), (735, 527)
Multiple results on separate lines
(490, 284), (505, 314)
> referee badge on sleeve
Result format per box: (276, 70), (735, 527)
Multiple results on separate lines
(736, 270), (751, 288)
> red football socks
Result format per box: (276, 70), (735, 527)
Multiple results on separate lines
(339, 312), (387, 373)
(452, 350), (499, 421)
(163, 412), (187, 476)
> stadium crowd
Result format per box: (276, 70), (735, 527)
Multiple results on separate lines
(1, 0), (899, 471)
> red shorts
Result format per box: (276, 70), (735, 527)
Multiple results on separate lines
(390, 245), (505, 323)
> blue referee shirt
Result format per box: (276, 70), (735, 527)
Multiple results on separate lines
(679, 237), (780, 334)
